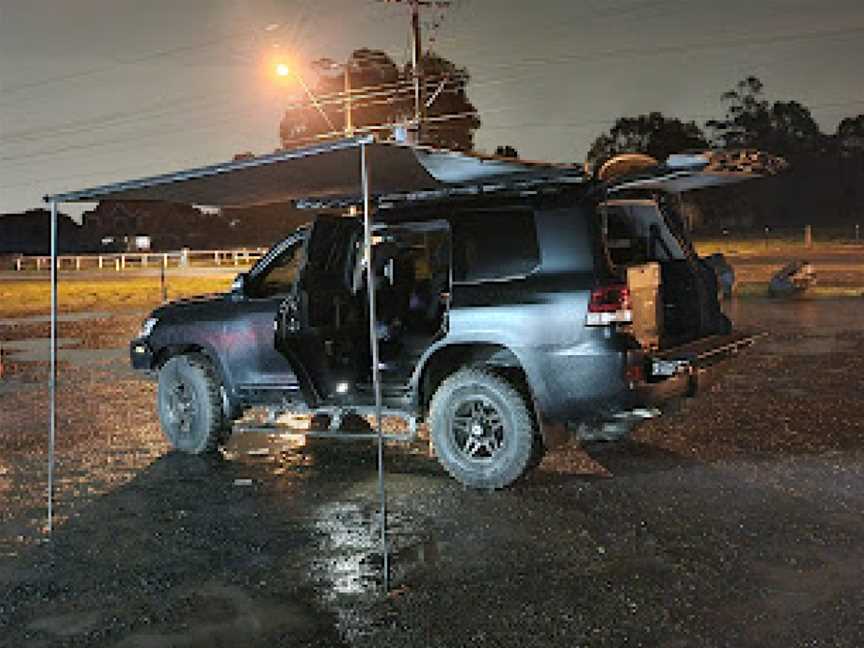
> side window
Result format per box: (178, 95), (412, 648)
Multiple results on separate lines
(452, 209), (539, 282)
(250, 240), (305, 297)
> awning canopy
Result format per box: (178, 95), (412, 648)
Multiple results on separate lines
(44, 137), (786, 209)
(44, 136), (580, 208)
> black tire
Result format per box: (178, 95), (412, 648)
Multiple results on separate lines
(217, 385), (235, 445)
(429, 368), (537, 489)
(157, 354), (224, 454)
(526, 436), (546, 471)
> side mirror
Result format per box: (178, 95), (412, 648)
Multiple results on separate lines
(230, 272), (248, 297)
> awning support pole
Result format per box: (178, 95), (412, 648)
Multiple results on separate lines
(361, 143), (389, 590)
(48, 200), (58, 534)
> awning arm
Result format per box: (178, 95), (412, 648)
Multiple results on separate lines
(48, 200), (58, 534)
(361, 141), (389, 590)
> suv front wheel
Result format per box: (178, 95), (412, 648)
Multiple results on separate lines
(157, 354), (225, 454)
(429, 368), (537, 489)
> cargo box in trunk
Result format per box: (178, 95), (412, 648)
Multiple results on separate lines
(626, 262), (663, 350)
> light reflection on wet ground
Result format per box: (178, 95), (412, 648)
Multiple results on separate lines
(1, 299), (864, 646)
(725, 297), (864, 355)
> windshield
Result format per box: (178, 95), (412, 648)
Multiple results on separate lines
(248, 227), (308, 277)
(247, 232), (307, 298)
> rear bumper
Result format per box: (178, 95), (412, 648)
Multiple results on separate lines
(630, 330), (761, 407)
(631, 370), (692, 406)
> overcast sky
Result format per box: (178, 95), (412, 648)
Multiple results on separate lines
(1, 0), (863, 216)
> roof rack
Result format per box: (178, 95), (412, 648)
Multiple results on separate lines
(296, 168), (588, 210)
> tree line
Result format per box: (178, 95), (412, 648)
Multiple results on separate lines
(587, 75), (864, 171)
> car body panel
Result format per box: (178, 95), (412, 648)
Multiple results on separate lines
(131, 185), (748, 434)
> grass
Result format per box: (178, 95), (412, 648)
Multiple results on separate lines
(733, 283), (863, 299)
(2, 245), (862, 319)
(694, 238), (864, 257)
(0, 275), (232, 318)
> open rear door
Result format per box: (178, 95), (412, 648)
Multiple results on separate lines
(601, 149), (787, 345)
(275, 215), (363, 405)
(604, 149), (787, 195)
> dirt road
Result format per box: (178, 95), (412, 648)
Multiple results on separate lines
(1, 298), (864, 647)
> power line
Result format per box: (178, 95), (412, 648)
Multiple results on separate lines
(0, 27), (264, 100)
(0, 2), (323, 110)
(0, 102), (276, 163)
(0, 67), (468, 155)
(5, 91), (863, 197)
(463, 24), (864, 83)
(429, 0), (688, 54)
(3, 16), (863, 166)
(4, 7), (856, 146)
(0, 93), (241, 145)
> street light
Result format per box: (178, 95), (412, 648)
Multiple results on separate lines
(274, 61), (337, 133)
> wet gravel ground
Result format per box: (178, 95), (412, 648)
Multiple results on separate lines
(2, 299), (864, 647)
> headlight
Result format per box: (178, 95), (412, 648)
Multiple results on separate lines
(138, 317), (158, 338)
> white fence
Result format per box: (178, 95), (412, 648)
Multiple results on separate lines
(12, 247), (268, 272)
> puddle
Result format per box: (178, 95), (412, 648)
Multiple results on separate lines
(725, 298), (864, 357)
(758, 335), (856, 356)
(311, 502), (383, 597)
(27, 609), (103, 637)
(0, 311), (111, 326)
(1, 337), (126, 368)
(309, 501), (440, 597)
(305, 499), (442, 642)
(0, 376), (43, 396)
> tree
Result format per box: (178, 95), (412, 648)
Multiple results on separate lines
(707, 76), (824, 159)
(279, 48), (402, 146)
(836, 114), (864, 153)
(585, 112), (708, 171)
(412, 52), (480, 151)
(278, 48), (480, 151)
(494, 145), (519, 158)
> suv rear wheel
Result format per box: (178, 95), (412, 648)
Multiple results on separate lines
(429, 368), (537, 489)
(157, 354), (224, 454)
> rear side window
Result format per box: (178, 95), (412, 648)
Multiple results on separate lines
(452, 209), (539, 282)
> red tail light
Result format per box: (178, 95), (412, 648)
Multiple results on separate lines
(586, 283), (632, 325)
(624, 362), (644, 383)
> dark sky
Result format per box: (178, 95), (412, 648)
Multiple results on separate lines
(1, 0), (863, 216)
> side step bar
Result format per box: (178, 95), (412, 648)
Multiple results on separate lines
(232, 425), (417, 442)
(233, 405), (420, 443)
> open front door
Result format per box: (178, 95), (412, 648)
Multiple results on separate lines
(275, 215), (363, 405)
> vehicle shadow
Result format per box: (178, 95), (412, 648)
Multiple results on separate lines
(0, 451), (361, 648)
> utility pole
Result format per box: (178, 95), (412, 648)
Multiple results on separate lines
(378, 0), (451, 138)
(344, 64), (353, 136)
(411, 1), (422, 126)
